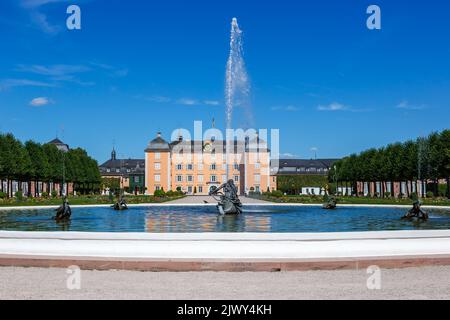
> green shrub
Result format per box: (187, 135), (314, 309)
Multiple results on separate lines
(385, 192), (391, 198)
(438, 184), (447, 197)
(154, 189), (166, 197)
(270, 190), (283, 198)
(426, 191), (435, 198)
(410, 192), (418, 201)
(41, 192), (49, 198)
(15, 191), (23, 201)
(0, 192), (6, 199)
(51, 190), (58, 198)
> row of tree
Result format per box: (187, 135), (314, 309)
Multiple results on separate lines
(328, 130), (450, 198)
(0, 133), (101, 198)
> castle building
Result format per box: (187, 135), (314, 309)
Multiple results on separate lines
(99, 148), (146, 194)
(144, 132), (276, 195)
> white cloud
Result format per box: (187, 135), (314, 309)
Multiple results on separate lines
(29, 11), (60, 34)
(147, 95), (172, 103)
(20, 0), (70, 8)
(204, 100), (220, 106)
(280, 153), (298, 158)
(30, 97), (52, 107)
(317, 102), (348, 111)
(89, 62), (128, 77)
(16, 64), (91, 77)
(396, 100), (426, 111)
(177, 98), (199, 106)
(271, 105), (299, 112)
(0, 78), (56, 91)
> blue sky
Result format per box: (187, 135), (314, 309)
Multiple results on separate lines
(0, 0), (449, 163)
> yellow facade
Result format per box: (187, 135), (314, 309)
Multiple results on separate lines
(144, 133), (276, 195)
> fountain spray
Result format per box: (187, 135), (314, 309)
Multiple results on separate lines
(225, 18), (250, 179)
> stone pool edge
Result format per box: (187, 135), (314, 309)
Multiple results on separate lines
(1, 230), (450, 272)
(0, 203), (449, 210)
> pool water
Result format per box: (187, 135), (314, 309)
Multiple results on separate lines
(0, 205), (449, 233)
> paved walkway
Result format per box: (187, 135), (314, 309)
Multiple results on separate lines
(0, 265), (449, 300)
(167, 195), (272, 204)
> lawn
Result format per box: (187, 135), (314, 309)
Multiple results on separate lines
(0, 194), (185, 207)
(253, 194), (450, 206)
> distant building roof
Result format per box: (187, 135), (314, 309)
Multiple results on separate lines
(275, 158), (339, 176)
(145, 132), (171, 152)
(145, 132), (270, 153)
(47, 138), (69, 152)
(99, 148), (145, 177)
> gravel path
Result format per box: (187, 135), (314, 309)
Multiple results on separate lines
(1, 265), (449, 300)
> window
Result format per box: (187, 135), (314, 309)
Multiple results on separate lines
(234, 175), (239, 182)
(176, 164), (183, 170)
(198, 163), (203, 171)
(127, 169), (131, 173)
(187, 175), (193, 182)
(187, 164), (193, 170)
(154, 175), (161, 182)
(155, 152), (161, 160)
(210, 164), (216, 170)
(254, 174), (261, 183)
(255, 186), (260, 193)
(255, 163), (261, 169)
(210, 175), (217, 182)
(221, 164), (227, 170)
(116, 169), (120, 173)
(197, 175), (204, 183)
(187, 186), (193, 193)
(106, 169), (110, 173)
(134, 176), (140, 183)
(155, 186), (161, 191)
(198, 186), (203, 193)
(176, 175), (183, 182)
(154, 163), (161, 170)
(233, 163), (239, 170)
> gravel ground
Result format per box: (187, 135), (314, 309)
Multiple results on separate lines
(0, 265), (449, 300)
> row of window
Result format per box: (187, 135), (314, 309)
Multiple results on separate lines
(279, 167), (329, 173)
(174, 163), (244, 171)
(153, 174), (264, 183)
(153, 163), (261, 171)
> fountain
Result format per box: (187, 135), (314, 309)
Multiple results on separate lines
(225, 17), (250, 180)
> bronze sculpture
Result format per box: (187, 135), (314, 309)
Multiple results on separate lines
(322, 194), (337, 210)
(402, 200), (429, 221)
(112, 192), (128, 211)
(209, 179), (243, 215)
(54, 197), (72, 221)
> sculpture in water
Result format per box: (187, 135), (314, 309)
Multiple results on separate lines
(402, 200), (429, 221)
(54, 197), (72, 221)
(112, 192), (128, 211)
(322, 194), (337, 210)
(209, 180), (243, 215)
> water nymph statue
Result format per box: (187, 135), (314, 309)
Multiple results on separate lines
(112, 192), (128, 211)
(402, 200), (429, 221)
(322, 194), (337, 210)
(54, 197), (72, 221)
(209, 179), (243, 215)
